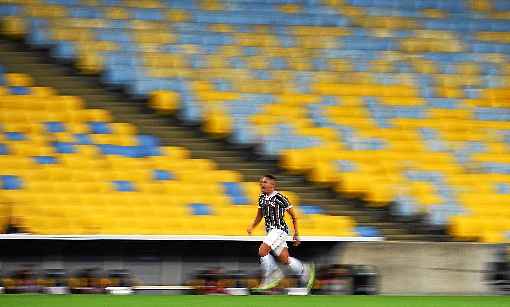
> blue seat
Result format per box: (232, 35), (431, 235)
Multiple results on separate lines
(45, 121), (66, 133)
(394, 195), (419, 217)
(102, 68), (128, 86)
(74, 133), (92, 145)
(309, 108), (332, 128)
(426, 98), (460, 109)
(355, 226), (380, 237)
(28, 18), (49, 29)
(88, 122), (112, 134)
(173, 22), (208, 33)
(482, 162), (510, 175)
(51, 41), (76, 60)
(119, 145), (145, 158)
(261, 136), (287, 155)
(4, 132), (26, 141)
(136, 135), (161, 157)
(33, 156), (58, 165)
(496, 183), (510, 194)
(251, 70), (272, 81)
(95, 30), (131, 43)
(474, 108), (510, 121)
(230, 121), (256, 144)
(153, 169), (175, 181)
(179, 104), (202, 123)
(404, 170), (444, 182)
(112, 180), (135, 192)
(277, 34), (295, 48)
(131, 8), (163, 21)
(494, 0), (510, 10)
(98, 144), (121, 155)
(427, 206), (452, 226)
(336, 160), (357, 172)
(0, 4), (21, 16)
(53, 142), (76, 154)
(100, 144), (157, 158)
(300, 205), (323, 214)
(0, 143), (8, 155)
(213, 79), (232, 92)
(189, 203), (212, 215)
(0, 175), (23, 190)
(342, 38), (397, 51)
(46, 0), (80, 5)
(222, 182), (249, 205)
(101, 0), (122, 5)
(137, 135), (159, 147)
(9, 86), (31, 95)
(69, 6), (103, 19)
(269, 57), (288, 70)
(164, 0), (198, 10)
(109, 19), (130, 29)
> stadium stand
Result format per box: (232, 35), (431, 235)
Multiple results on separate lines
(0, 65), (357, 236)
(0, 0), (509, 242)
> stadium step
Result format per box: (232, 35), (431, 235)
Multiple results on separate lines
(0, 36), (448, 242)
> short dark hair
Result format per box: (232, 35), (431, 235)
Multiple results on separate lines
(263, 174), (277, 181)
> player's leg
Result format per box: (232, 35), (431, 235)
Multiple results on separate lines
(276, 247), (305, 274)
(259, 242), (278, 279)
(254, 233), (284, 290)
(276, 248), (315, 290)
(259, 242), (271, 257)
(275, 247), (289, 264)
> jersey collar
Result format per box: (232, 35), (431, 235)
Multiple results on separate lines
(264, 190), (278, 199)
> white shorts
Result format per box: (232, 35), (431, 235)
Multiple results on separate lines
(263, 228), (288, 256)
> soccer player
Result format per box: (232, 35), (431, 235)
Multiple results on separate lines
(247, 174), (315, 292)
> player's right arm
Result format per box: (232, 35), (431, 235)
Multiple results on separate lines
(247, 208), (263, 235)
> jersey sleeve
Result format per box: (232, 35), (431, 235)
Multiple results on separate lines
(281, 194), (293, 210)
(257, 194), (263, 208)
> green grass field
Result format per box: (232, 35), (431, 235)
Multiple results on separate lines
(0, 295), (509, 307)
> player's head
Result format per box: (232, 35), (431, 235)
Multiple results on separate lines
(260, 174), (277, 194)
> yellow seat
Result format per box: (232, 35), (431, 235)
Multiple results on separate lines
(364, 183), (397, 205)
(449, 216), (484, 240)
(76, 52), (103, 74)
(5, 73), (33, 87)
(104, 7), (129, 19)
(26, 4), (68, 18)
(50, 27), (92, 42)
(335, 172), (372, 197)
(203, 109), (232, 136)
(66, 122), (89, 134)
(159, 146), (190, 159)
(109, 122), (137, 135)
(134, 31), (176, 45)
(0, 199), (8, 231)
(167, 9), (190, 22)
(481, 231), (507, 243)
(308, 160), (337, 184)
(8, 143), (53, 156)
(112, 134), (138, 146)
(1, 15), (26, 38)
(149, 90), (180, 114)
(80, 108), (112, 122)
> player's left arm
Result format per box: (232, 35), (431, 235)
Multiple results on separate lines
(287, 207), (301, 246)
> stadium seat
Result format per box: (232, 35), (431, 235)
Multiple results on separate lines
(9, 0), (510, 241)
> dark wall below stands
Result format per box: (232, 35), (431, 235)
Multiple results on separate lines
(0, 239), (341, 285)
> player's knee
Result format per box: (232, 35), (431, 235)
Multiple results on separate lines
(279, 254), (289, 265)
(258, 245), (270, 257)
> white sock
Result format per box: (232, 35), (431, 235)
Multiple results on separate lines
(287, 257), (305, 276)
(260, 254), (277, 278)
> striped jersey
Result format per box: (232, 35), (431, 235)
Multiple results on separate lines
(258, 191), (293, 234)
